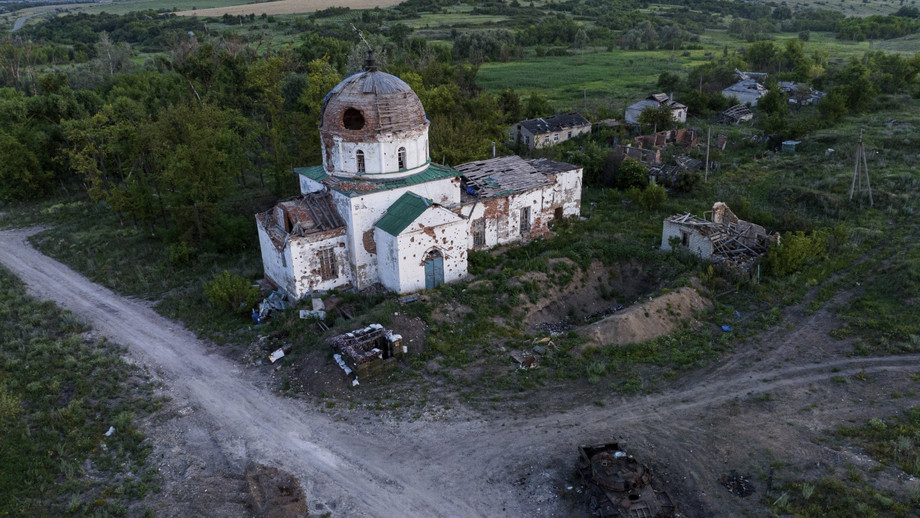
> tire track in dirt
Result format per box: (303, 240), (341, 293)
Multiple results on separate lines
(3, 225), (920, 517)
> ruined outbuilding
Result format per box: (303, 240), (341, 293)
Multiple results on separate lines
(625, 93), (688, 125)
(256, 51), (583, 297)
(660, 202), (775, 271)
(722, 70), (768, 106)
(329, 324), (403, 379)
(512, 112), (591, 149)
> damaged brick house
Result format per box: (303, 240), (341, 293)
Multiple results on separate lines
(660, 202), (776, 272)
(256, 52), (583, 298)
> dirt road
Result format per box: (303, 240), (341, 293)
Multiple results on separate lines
(2, 226), (919, 517)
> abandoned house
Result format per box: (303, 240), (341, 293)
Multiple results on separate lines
(777, 81), (826, 106)
(512, 113), (591, 149)
(660, 202), (775, 271)
(722, 71), (768, 106)
(624, 93), (688, 125)
(256, 52), (583, 298)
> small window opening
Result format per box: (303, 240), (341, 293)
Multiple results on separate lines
(472, 218), (485, 247)
(398, 147), (407, 170)
(681, 231), (689, 247)
(343, 108), (365, 130)
(356, 150), (365, 173)
(519, 207), (531, 235)
(318, 248), (337, 280)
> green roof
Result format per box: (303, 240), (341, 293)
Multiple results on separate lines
(294, 163), (460, 197)
(375, 192), (432, 237)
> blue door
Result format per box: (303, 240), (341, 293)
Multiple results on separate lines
(424, 250), (444, 290)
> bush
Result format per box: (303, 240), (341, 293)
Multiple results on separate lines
(627, 183), (667, 210)
(765, 229), (832, 276)
(203, 270), (260, 314)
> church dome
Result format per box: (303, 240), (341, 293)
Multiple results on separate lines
(320, 54), (428, 138)
(319, 51), (431, 178)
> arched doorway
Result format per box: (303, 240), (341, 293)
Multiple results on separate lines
(424, 249), (444, 290)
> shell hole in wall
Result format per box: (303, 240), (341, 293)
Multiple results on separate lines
(343, 108), (365, 130)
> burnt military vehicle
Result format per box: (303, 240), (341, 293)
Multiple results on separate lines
(578, 443), (676, 518)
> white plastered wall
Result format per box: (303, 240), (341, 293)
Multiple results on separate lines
(375, 208), (468, 293)
(660, 221), (713, 260)
(301, 175), (461, 290)
(256, 222), (350, 299)
(324, 129), (430, 176)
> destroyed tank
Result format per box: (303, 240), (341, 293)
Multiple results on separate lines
(578, 443), (675, 518)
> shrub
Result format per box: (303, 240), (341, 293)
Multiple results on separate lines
(765, 230), (828, 276)
(626, 183), (667, 210)
(203, 270), (260, 314)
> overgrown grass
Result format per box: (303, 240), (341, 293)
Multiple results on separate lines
(0, 266), (161, 516)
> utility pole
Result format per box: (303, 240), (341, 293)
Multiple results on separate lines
(849, 129), (873, 207)
(704, 126), (711, 183)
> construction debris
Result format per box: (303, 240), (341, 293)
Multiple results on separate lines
(258, 290), (290, 318)
(328, 324), (404, 380)
(661, 202), (777, 275)
(578, 443), (676, 518)
(720, 470), (755, 497)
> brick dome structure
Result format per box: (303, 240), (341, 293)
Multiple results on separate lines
(319, 51), (430, 178)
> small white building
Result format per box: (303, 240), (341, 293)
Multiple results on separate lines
(256, 52), (583, 297)
(512, 113), (591, 149)
(660, 202), (772, 264)
(624, 93), (687, 125)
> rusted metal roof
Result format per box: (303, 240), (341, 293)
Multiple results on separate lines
(455, 155), (553, 198)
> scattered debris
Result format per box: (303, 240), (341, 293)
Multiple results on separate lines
(104, 426), (115, 437)
(720, 470), (756, 497)
(399, 295), (419, 304)
(721, 325), (732, 332)
(510, 350), (538, 369)
(719, 104), (754, 125)
(534, 320), (573, 335)
(584, 304), (624, 323)
(258, 290), (290, 319)
(661, 202), (778, 275)
(333, 353), (359, 386)
(269, 348), (286, 363)
(328, 324), (404, 380)
(578, 442), (676, 517)
(299, 309), (326, 320)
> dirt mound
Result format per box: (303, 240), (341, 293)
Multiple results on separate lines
(578, 287), (711, 347)
(523, 259), (656, 329)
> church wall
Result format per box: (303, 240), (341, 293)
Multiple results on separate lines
(257, 224), (296, 296)
(384, 218), (468, 293)
(321, 177), (461, 290)
(324, 128), (430, 176)
(287, 231), (350, 297)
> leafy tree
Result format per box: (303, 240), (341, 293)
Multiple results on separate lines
(637, 105), (676, 132)
(0, 132), (49, 201)
(757, 86), (787, 116)
(745, 41), (777, 71)
(606, 157), (647, 190)
(524, 92), (552, 118)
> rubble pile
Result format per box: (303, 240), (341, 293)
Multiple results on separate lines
(720, 470), (755, 497)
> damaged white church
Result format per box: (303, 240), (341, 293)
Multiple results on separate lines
(256, 53), (583, 297)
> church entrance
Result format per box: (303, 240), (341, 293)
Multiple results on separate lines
(424, 249), (444, 290)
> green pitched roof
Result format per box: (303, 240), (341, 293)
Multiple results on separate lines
(375, 192), (432, 237)
(295, 163), (460, 197)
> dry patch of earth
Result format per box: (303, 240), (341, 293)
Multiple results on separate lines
(3, 226), (920, 517)
(175, 0), (404, 18)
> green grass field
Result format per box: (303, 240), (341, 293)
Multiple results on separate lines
(477, 48), (714, 111)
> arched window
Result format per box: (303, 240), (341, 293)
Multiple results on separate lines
(356, 150), (365, 173)
(397, 147), (407, 170)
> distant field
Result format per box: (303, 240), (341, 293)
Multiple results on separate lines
(781, 0), (901, 17)
(174, 0), (402, 16)
(477, 48), (713, 112)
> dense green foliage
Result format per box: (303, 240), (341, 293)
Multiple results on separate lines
(0, 266), (158, 516)
(204, 270), (261, 314)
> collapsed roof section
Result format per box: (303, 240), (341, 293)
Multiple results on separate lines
(663, 202), (775, 265)
(455, 155), (554, 199)
(256, 191), (346, 251)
